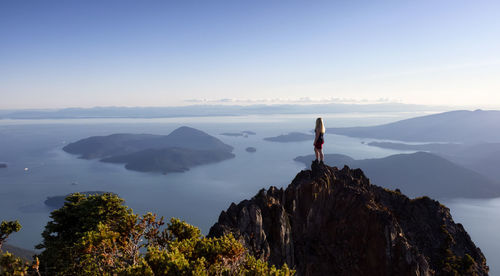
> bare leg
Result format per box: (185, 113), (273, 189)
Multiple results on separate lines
(314, 148), (319, 161)
(319, 149), (324, 162)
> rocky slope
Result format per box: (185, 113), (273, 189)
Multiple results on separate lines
(209, 162), (489, 275)
(294, 152), (500, 198)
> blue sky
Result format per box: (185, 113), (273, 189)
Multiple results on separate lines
(1, 0), (499, 109)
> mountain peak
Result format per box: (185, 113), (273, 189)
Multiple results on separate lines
(169, 126), (205, 135)
(209, 163), (488, 275)
(328, 109), (500, 143)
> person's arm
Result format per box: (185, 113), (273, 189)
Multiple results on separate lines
(314, 129), (319, 145)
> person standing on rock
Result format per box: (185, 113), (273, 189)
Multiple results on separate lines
(314, 117), (325, 164)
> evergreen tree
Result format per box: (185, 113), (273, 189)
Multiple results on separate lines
(1, 220), (40, 275)
(35, 193), (294, 275)
(0, 220), (21, 251)
(36, 193), (135, 274)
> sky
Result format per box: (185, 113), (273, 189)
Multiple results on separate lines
(1, 0), (500, 109)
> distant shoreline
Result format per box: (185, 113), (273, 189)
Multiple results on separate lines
(0, 114), (239, 120)
(0, 103), (449, 120)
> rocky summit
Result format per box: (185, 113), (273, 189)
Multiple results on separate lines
(209, 162), (489, 276)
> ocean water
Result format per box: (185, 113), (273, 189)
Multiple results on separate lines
(445, 198), (500, 274)
(0, 112), (498, 273)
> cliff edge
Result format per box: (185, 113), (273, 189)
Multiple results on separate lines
(209, 162), (488, 275)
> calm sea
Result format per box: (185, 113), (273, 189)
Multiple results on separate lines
(0, 112), (498, 273)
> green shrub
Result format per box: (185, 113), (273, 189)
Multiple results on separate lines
(0, 220), (22, 251)
(32, 193), (294, 275)
(0, 220), (40, 276)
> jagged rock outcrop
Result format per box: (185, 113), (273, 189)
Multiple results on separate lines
(209, 162), (489, 275)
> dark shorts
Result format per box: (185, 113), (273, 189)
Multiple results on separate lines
(314, 139), (324, 149)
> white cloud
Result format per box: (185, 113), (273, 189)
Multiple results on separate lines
(184, 97), (396, 105)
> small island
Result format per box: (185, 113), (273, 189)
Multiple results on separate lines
(45, 191), (114, 209)
(220, 132), (244, 137)
(245, 147), (257, 153)
(63, 126), (235, 174)
(264, 132), (314, 142)
(220, 131), (256, 137)
(0, 163), (7, 168)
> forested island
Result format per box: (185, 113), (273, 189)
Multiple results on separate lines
(63, 127), (235, 174)
(245, 147), (257, 153)
(264, 132), (314, 142)
(220, 130), (256, 137)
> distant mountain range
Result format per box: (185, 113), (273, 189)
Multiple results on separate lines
(63, 126), (235, 174)
(368, 141), (500, 182)
(327, 109), (500, 191)
(294, 152), (500, 198)
(0, 103), (443, 119)
(328, 110), (500, 143)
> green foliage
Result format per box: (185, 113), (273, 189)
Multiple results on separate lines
(0, 220), (40, 276)
(167, 218), (202, 242)
(75, 223), (123, 274)
(144, 221), (246, 275)
(438, 225), (476, 275)
(145, 220), (294, 276)
(0, 253), (41, 276)
(35, 192), (136, 275)
(0, 251), (29, 275)
(0, 220), (22, 250)
(240, 255), (293, 276)
(411, 195), (432, 202)
(33, 193), (294, 275)
(116, 258), (154, 276)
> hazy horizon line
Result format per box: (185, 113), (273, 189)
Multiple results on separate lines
(0, 101), (478, 112)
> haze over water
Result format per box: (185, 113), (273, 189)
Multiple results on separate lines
(1, 112), (499, 274)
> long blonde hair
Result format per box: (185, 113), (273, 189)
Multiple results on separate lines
(315, 117), (325, 133)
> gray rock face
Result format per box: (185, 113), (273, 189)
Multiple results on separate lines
(209, 162), (489, 276)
